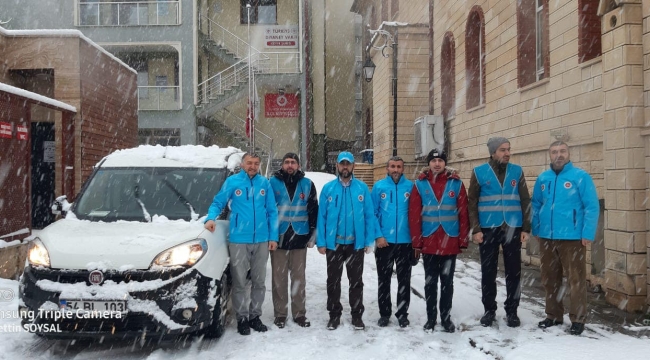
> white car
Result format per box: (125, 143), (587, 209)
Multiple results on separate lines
(19, 145), (243, 341)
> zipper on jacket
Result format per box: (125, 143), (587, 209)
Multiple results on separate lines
(235, 214), (238, 228)
(394, 183), (398, 244)
(250, 179), (256, 241)
(573, 209), (576, 228)
(551, 175), (558, 238)
(335, 195), (338, 207)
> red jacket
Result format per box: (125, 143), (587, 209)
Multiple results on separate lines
(409, 169), (470, 255)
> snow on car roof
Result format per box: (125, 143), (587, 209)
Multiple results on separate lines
(99, 145), (244, 170)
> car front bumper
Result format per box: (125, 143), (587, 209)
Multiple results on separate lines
(20, 266), (219, 340)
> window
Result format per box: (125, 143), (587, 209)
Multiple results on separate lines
(465, 6), (485, 109)
(578, 0), (602, 63)
(241, 0), (277, 25)
(517, 0), (549, 88)
(441, 32), (456, 120)
(78, 0), (179, 26)
(138, 128), (181, 146)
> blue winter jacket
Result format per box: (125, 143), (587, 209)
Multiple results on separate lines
(317, 177), (376, 250)
(371, 175), (413, 244)
(532, 162), (599, 241)
(205, 170), (279, 244)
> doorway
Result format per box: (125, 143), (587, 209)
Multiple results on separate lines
(31, 122), (55, 229)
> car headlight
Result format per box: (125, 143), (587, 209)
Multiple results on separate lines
(28, 239), (51, 268)
(151, 239), (208, 268)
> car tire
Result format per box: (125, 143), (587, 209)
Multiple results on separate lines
(203, 269), (230, 339)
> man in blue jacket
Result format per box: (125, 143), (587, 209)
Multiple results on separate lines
(532, 141), (599, 336)
(204, 153), (279, 336)
(317, 151), (376, 331)
(371, 156), (413, 328)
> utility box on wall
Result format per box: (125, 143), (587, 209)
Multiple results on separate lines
(414, 115), (444, 159)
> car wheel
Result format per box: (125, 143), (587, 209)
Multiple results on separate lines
(203, 270), (230, 338)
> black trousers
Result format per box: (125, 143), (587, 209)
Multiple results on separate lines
(479, 226), (522, 314)
(326, 244), (365, 319)
(375, 243), (412, 319)
(422, 254), (457, 322)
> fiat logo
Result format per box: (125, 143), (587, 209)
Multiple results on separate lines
(89, 270), (104, 285)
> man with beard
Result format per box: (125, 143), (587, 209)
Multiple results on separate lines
(468, 137), (531, 328)
(269, 153), (318, 329)
(371, 156), (414, 328)
(532, 141), (599, 336)
(317, 151), (376, 331)
(409, 149), (469, 333)
(204, 153), (278, 335)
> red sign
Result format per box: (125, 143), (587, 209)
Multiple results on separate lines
(0, 122), (12, 139)
(265, 93), (299, 118)
(16, 125), (28, 140)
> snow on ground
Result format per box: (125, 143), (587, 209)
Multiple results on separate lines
(1, 251), (649, 360)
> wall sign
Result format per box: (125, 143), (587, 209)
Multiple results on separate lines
(265, 93), (299, 118)
(43, 141), (55, 163)
(264, 25), (298, 48)
(0, 122), (12, 139)
(16, 125), (28, 140)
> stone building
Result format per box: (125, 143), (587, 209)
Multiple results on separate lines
(352, 0), (649, 312)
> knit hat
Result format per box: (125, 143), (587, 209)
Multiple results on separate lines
(487, 137), (510, 154)
(426, 148), (447, 164)
(282, 152), (300, 164)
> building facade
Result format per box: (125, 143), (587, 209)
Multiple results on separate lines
(353, 0), (649, 312)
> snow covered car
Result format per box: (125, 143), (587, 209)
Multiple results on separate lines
(19, 145), (243, 340)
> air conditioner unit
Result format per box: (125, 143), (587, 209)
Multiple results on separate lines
(414, 115), (444, 159)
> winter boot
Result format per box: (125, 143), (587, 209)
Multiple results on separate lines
(237, 318), (250, 335)
(506, 313), (521, 328)
(294, 316), (311, 328)
(397, 316), (410, 328)
(441, 319), (456, 333)
(569, 322), (585, 335)
(249, 316), (268, 332)
(327, 316), (340, 330)
(377, 316), (390, 327)
(274, 317), (286, 329)
(423, 319), (436, 332)
(351, 317), (365, 330)
(538, 318), (563, 329)
(480, 311), (496, 327)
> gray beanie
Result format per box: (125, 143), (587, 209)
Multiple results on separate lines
(487, 137), (510, 154)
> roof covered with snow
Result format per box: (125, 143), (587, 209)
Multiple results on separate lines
(99, 145), (244, 170)
(0, 25), (136, 74)
(0, 82), (77, 113)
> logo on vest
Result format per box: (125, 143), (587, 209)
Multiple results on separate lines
(299, 193), (305, 200)
(510, 179), (517, 187)
(328, 196), (333, 202)
(448, 190), (456, 198)
(260, 189), (266, 196)
(541, 184), (546, 191)
(404, 192), (410, 198)
(358, 195), (364, 202)
(235, 189), (242, 196)
(380, 193), (387, 199)
(564, 181), (572, 189)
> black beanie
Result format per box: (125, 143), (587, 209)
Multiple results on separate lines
(426, 148), (447, 164)
(282, 152), (300, 164)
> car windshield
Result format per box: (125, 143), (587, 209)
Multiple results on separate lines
(73, 167), (227, 222)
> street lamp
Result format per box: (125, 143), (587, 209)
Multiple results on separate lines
(362, 57), (376, 82)
(367, 28), (398, 157)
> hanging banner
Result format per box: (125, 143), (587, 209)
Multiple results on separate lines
(16, 125), (28, 140)
(265, 93), (299, 118)
(0, 122), (12, 139)
(264, 25), (299, 48)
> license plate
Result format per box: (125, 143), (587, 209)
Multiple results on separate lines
(60, 300), (127, 313)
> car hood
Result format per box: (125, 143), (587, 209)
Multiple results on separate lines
(37, 219), (205, 270)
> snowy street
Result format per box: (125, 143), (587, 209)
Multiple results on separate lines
(1, 247), (649, 360)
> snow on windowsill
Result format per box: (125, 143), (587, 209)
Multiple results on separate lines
(0, 82), (77, 113)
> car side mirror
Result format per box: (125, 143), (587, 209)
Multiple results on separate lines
(51, 195), (72, 216)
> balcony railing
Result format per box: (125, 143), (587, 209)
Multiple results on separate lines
(79, 1), (180, 26)
(138, 86), (180, 110)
